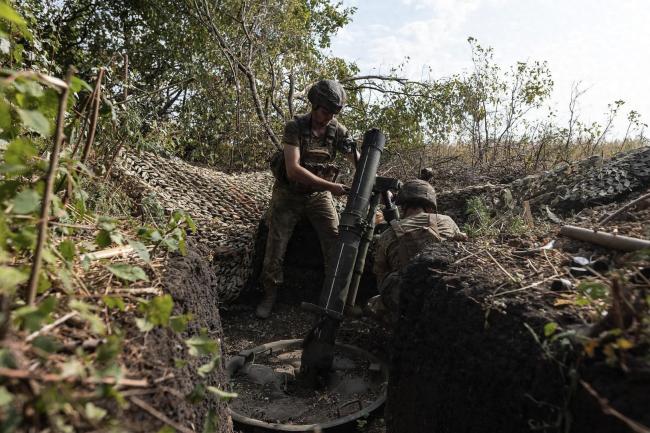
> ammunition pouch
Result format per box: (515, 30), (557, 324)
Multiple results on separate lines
(269, 150), (287, 182)
(304, 162), (339, 183)
(269, 152), (339, 194)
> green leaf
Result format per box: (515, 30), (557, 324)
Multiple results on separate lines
(97, 216), (117, 231)
(135, 317), (154, 332)
(60, 359), (85, 379)
(95, 230), (112, 248)
(174, 358), (188, 369)
(138, 294), (173, 326)
(544, 322), (558, 337)
(96, 335), (122, 364)
(185, 214), (197, 233)
(577, 281), (609, 300)
(162, 236), (179, 252)
(10, 189), (40, 214)
(0, 350), (16, 371)
(128, 240), (150, 262)
(0, 386), (14, 407)
(157, 427), (176, 433)
(185, 333), (219, 357)
(109, 230), (124, 245)
(84, 403), (107, 422)
(198, 356), (220, 378)
(36, 271), (51, 294)
(31, 335), (62, 354)
(186, 384), (206, 404)
(0, 266), (28, 294)
(170, 314), (192, 333)
(106, 264), (149, 282)
(178, 237), (187, 256)
(206, 386), (238, 401)
(69, 299), (106, 335)
(0, 3), (26, 26)
(17, 109), (51, 137)
(202, 408), (218, 433)
(13, 297), (57, 332)
(58, 240), (76, 262)
(0, 97), (11, 132)
(70, 77), (92, 93)
(10, 225), (36, 250)
(102, 296), (125, 311)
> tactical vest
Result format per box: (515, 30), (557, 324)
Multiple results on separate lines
(388, 214), (444, 268)
(270, 114), (341, 191)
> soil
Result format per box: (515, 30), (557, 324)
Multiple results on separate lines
(122, 240), (233, 433)
(386, 198), (650, 433)
(229, 345), (383, 425)
(222, 220), (390, 432)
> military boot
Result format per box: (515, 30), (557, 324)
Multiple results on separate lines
(255, 286), (277, 319)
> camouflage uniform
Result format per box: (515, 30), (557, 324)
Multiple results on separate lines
(369, 180), (465, 324)
(260, 113), (353, 299)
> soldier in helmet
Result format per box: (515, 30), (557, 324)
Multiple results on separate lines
(257, 79), (359, 319)
(369, 179), (467, 324)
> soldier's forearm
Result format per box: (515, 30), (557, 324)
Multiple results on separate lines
(286, 164), (335, 191)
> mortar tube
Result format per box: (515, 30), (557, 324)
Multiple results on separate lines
(301, 129), (385, 381)
(345, 192), (381, 310)
(319, 129), (385, 312)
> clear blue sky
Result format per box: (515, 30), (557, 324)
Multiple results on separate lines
(329, 0), (650, 138)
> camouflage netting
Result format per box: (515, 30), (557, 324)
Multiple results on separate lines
(437, 146), (650, 221)
(115, 146), (650, 304)
(115, 152), (273, 303)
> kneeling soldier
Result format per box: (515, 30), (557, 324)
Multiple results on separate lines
(370, 179), (467, 324)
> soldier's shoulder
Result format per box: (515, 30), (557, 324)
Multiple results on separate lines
(377, 224), (398, 246)
(287, 113), (310, 128)
(330, 118), (347, 135)
(426, 213), (460, 229)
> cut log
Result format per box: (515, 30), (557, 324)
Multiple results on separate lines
(560, 225), (650, 251)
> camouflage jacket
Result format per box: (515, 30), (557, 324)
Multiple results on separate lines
(278, 113), (353, 188)
(373, 212), (464, 286)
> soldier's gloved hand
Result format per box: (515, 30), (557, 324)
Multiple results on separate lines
(329, 183), (349, 196)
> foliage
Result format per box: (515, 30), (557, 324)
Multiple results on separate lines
(463, 196), (498, 238)
(0, 4), (228, 431)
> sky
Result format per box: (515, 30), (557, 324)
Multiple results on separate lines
(329, 0), (650, 137)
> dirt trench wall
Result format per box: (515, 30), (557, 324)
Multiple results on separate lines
(386, 247), (565, 433)
(131, 240), (233, 432)
(386, 245), (648, 433)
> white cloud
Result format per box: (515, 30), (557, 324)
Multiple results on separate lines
(331, 0), (650, 135)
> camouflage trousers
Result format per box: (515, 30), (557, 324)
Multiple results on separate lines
(260, 182), (339, 290)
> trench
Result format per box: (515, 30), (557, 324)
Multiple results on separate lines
(217, 218), (649, 433)
(116, 149), (650, 432)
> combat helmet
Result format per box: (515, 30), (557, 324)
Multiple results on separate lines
(395, 179), (437, 209)
(308, 79), (346, 114)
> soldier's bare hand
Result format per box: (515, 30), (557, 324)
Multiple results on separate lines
(329, 183), (349, 196)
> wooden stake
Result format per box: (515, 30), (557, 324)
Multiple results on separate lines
(27, 67), (75, 306)
(80, 67), (105, 164)
(103, 55), (129, 180)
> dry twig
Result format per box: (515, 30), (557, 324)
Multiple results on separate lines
(599, 192), (650, 225)
(26, 312), (78, 343)
(580, 380), (650, 433)
(129, 396), (194, 433)
(485, 250), (518, 284)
